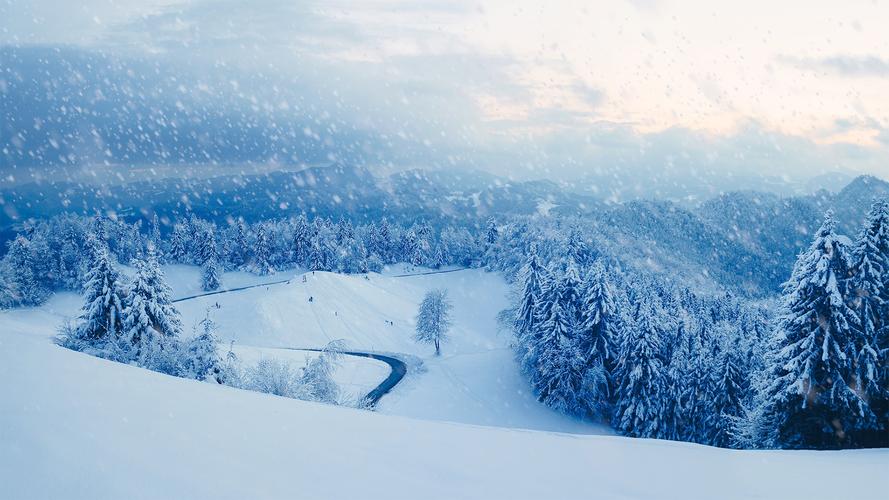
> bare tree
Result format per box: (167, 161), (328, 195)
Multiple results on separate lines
(414, 289), (453, 356)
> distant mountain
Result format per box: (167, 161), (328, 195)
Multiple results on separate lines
(689, 174), (889, 294)
(0, 163), (602, 241)
(830, 175), (889, 232)
(1, 157), (886, 298)
(560, 174), (889, 298)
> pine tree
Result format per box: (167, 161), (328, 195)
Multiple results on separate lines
(706, 329), (747, 448)
(612, 297), (669, 439)
(122, 247), (184, 368)
(402, 229), (422, 267)
(183, 310), (222, 381)
(848, 199), (889, 446)
(290, 216), (310, 267)
(197, 224), (221, 291)
(576, 261), (618, 416)
(484, 217), (498, 247)
(308, 222), (337, 272)
(252, 223), (275, 275)
(663, 313), (710, 442)
(756, 211), (872, 449)
(168, 223), (190, 263)
(58, 227), (83, 290)
(567, 229), (593, 267)
(68, 239), (128, 350)
(534, 295), (587, 416)
(515, 246), (546, 338)
(5, 235), (48, 306)
(377, 218), (394, 264)
(231, 219), (250, 268)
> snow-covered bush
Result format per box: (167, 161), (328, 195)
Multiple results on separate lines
(237, 341), (344, 403)
(295, 341), (344, 404)
(245, 358), (301, 398)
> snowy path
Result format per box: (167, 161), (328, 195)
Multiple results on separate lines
(172, 273), (412, 406)
(171, 278), (293, 303)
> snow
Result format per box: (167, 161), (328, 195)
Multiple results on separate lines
(168, 265), (604, 433)
(230, 345), (390, 403)
(1, 266), (887, 499)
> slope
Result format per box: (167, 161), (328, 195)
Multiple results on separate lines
(2, 304), (886, 500)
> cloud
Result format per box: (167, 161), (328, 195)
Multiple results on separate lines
(3, 0), (888, 189)
(778, 54), (889, 77)
(571, 83), (605, 108)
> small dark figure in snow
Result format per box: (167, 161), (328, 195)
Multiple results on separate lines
(309, 296), (314, 303)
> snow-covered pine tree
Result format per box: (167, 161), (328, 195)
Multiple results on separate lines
(252, 222), (275, 275)
(168, 222), (190, 264)
(402, 229), (422, 267)
(576, 260), (618, 417)
(484, 217), (498, 247)
(848, 199), (889, 447)
(5, 235), (48, 306)
(481, 217), (499, 268)
(229, 219), (249, 268)
(566, 229), (593, 267)
(65, 238), (128, 352)
(534, 292), (587, 416)
(514, 246), (546, 338)
(705, 325), (747, 448)
(197, 224), (221, 291)
(756, 211), (872, 449)
(414, 288), (453, 356)
(663, 311), (709, 442)
(290, 216), (310, 267)
(377, 218), (395, 264)
(57, 226), (83, 290)
(0, 266), (16, 309)
(122, 246), (183, 366)
(612, 296), (670, 439)
(310, 221), (339, 272)
(183, 310), (222, 382)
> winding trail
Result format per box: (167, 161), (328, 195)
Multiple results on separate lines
(170, 270), (436, 406)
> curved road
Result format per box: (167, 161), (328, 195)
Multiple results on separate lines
(172, 273), (412, 407)
(280, 348), (406, 407)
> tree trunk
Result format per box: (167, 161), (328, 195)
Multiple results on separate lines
(434, 338), (440, 356)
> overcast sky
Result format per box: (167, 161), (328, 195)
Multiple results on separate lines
(2, 0), (888, 185)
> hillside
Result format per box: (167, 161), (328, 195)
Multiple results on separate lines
(2, 266), (886, 499)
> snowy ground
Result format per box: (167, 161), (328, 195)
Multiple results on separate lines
(1, 265), (887, 499)
(163, 264), (605, 433)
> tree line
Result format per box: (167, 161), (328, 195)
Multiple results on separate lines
(0, 213), (496, 304)
(508, 202), (889, 449)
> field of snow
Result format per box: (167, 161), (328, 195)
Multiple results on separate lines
(166, 264), (605, 433)
(1, 265), (887, 499)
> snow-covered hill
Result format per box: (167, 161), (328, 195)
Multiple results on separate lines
(1, 266), (886, 499)
(163, 265), (604, 433)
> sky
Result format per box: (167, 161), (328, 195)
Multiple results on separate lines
(2, 0), (888, 189)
